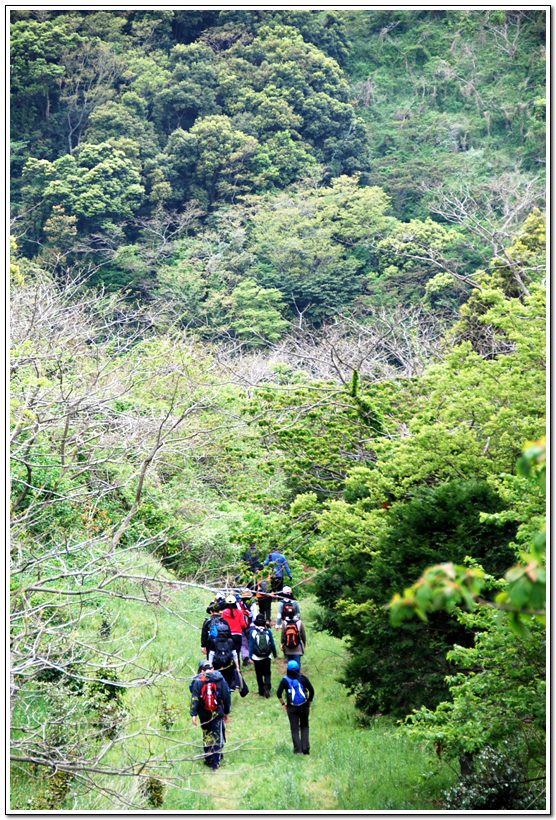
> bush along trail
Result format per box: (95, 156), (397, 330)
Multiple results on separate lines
(150, 586), (456, 812)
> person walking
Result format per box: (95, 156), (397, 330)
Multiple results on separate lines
(238, 589), (257, 666)
(275, 586), (300, 628)
(248, 613), (277, 697)
(190, 660), (231, 770)
(263, 549), (292, 594)
(277, 659), (314, 755)
(238, 544), (264, 589)
(207, 619), (240, 691)
(220, 594), (248, 659)
(280, 604), (306, 667)
(200, 602), (225, 656)
(255, 574), (273, 625)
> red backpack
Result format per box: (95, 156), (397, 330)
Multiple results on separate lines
(284, 620), (300, 649)
(239, 600), (252, 625)
(199, 675), (219, 711)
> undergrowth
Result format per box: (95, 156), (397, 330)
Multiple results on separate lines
(10, 558), (456, 811)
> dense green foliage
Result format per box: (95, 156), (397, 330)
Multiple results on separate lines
(343, 9), (546, 218)
(10, 9), (546, 811)
(311, 479), (517, 715)
(11, 9), (545, 323)
(401, 607), (545, 809)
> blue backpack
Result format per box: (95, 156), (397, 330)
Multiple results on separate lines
(284, 675), (307, 705)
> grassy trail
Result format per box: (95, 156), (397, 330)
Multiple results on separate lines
(159, 596), (455, 812)
(13, 578), (454, 811)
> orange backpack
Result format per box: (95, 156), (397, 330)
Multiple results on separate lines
(284, 620), (300, 649)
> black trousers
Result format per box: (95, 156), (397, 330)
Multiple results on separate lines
(286, 703), (310, 753)
(219, 662), (236, 691)
(232, 633), (242, 657)
(258, 597), (271, 623)
(253, 656), (271, 695)
(198, 710), (226, 769)
(271, 575), (284, 594)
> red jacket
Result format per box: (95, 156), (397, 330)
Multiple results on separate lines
(221, 607), (247, 634)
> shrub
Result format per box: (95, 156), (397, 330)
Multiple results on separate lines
(443, 744), (544, 810)
(141, 775), (165, 808)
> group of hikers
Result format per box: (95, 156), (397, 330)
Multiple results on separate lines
(189, 547), (314, 770)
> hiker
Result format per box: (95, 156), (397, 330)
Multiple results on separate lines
(238, 588), (258, 623)
(207, 617), (240, 691)
(263, 549), (292, 594)
(275, 586), (300, 628)
(281, 603), (306, 667)
(220, 594), (248, 659)
(239, 544), (264, 588)
(238, 589), (257, 666)
(243, 544), (263, 570)
(277, 659), (314, 755)
(248, 613), (277, 697)
(200, 602), (225, 655)
(255, 574), (273, 625)
(190, 660), (231, 770)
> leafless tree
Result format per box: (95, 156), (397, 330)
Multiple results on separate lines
(215, 304), (447, 389)
(129, 203), (206, 266)
(484, 9), (531, 59)
(9, 267), (250, 808)
(423, 174), (545, 296)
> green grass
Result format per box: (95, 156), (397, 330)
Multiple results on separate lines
(10, 562), (456, 811)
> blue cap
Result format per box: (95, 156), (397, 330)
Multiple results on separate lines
(287, 660), (299, 671)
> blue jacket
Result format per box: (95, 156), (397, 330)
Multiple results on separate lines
(263, 551), (292, 579)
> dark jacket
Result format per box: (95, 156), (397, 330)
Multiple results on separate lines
(276, 672), (314, 706)
(201, 613), (225, 650)
(248, 625), (278, 660)
(190, 670), (231, 718)
(241, 547), (263, 572)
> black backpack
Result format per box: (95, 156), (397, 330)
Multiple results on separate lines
(209, 617), (231, 645)
(213, 632), (234, 667)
